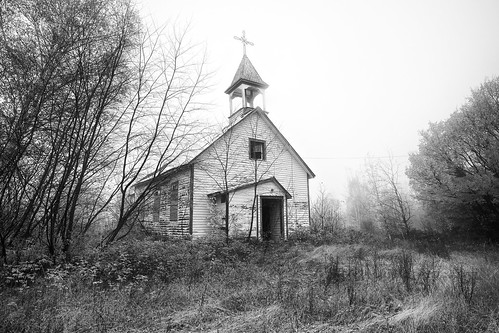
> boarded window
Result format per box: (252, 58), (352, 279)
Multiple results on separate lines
(153, 190), (160, 223)
(249, 139), (266, 160)
(170, 181), (179, 221)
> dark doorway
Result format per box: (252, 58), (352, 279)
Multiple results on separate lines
(261, 197), (283, 241)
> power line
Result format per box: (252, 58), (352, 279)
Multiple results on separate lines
(303, 155), (409, 160)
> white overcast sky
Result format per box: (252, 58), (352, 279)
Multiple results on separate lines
(140, 0), (499, 199)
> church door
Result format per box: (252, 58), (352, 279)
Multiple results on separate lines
(261, 197), (283, 240)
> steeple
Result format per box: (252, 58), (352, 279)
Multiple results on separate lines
(226, 31), (268, 118)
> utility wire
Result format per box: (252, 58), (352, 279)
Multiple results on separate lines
(304, 155), (409, 160)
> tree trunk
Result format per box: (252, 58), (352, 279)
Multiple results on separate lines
(225, 192), (229, 244)
(247, 183), (258, 240)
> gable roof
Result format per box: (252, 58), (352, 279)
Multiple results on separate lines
(224, 55), (269, 94)
(191, 107), (315, 179)
(135, 164), (190, 188)
(137, 106), (315, 186)
(207, 177), (292, 199)
(256, 109), (316, 179)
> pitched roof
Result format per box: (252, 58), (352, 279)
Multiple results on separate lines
(135, 164), (190, 188)
(224, 55), (269, 94)
(136, 107), (316, 187)
(191, 107), (315, 179)
(207, 177), (292, 199)
(256, 108), (316, 179)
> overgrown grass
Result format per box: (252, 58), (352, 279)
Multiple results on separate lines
(1, 230), (499, 332)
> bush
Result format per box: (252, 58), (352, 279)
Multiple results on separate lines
(2, 232), (499, 332)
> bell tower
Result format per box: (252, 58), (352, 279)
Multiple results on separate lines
(225, 31), (269, 119)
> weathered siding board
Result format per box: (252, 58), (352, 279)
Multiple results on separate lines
(140, 169), (191, 236)
(208, 181), (288, 238)
(284, 156), (310, 232)
(191, 167), (216, 237)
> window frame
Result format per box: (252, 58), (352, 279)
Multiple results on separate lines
(249, 138), (266, 161)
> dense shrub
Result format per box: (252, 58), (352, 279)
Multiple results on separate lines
(1, 234), (499, 332)
(288, 226), (391, 249)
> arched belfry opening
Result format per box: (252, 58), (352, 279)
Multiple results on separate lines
(225, 31), (268, 120)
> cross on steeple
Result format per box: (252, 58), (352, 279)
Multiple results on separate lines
(234, 30), (254, 55)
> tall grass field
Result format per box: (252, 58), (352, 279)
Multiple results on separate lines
(1, 230), (499, 332)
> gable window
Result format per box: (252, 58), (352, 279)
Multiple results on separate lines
(249, 139), (266, 160)
(170, 181), (179, 221)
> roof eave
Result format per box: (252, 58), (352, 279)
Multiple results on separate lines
(189, 108), (258, 164)
(224, 78), (269, 95)
(254, 109), (316, 179)
(134, 164), (190, 188)
(207, 176), (292, 200)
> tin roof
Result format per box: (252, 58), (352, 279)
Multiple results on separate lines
(207, 177), (292, 199)
(224, 55), (269, 94)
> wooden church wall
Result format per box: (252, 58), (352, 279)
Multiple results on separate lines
(139, 168), (191, 236)
(191, 111), (310, 238)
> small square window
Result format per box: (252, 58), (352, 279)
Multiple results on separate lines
(249, 139), (265, 160)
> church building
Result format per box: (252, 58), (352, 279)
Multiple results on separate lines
(136, 32), (315, 239)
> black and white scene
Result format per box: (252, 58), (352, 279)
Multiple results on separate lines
(2, 0), (499, 331)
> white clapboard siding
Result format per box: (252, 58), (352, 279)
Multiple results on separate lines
(209, 180), (290, 238)
(191, 110), (311, 238)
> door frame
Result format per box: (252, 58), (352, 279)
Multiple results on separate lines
(259, 196), (284, 240)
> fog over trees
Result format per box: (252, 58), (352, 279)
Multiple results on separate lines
(318, 78), (499, 241)
(1, 0), (498, 265)
(0, 0), (208, 262)
(407, 77), (499, 239)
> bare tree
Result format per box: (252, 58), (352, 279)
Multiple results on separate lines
(183, 123), (237, 243)
(0, 0), (142, 260)
(247, 113), (285, 240)
(311, 184), (342, 232)
(0, 0), (209, 262)
(195, 109), (286, 241)
(103, 24), (209, 244)
(365, 155), (412, 238)
(345, 174), (374, 230)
